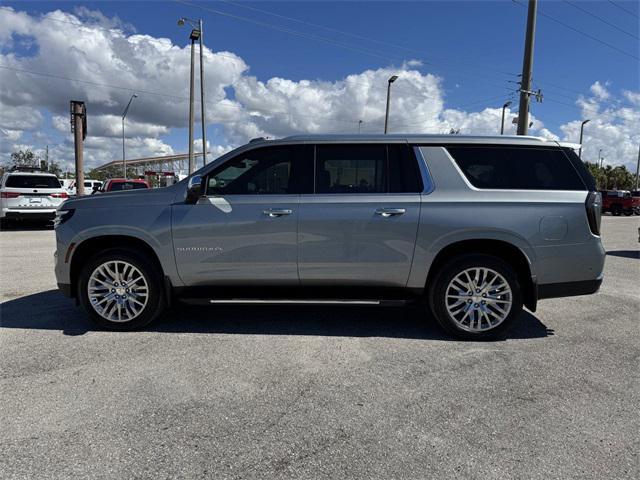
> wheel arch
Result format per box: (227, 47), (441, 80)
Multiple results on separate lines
(425, 239), (537, 311)
(69, 235), (166, 299)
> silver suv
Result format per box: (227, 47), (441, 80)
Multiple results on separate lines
(54, 135), (604, 339)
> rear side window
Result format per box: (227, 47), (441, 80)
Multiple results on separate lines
(5, 175), (61, 188)
(446, 146), (586, 190)
(315, 144), (423, 194)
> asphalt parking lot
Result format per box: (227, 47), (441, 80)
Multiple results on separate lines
(0, 216), (638, 479)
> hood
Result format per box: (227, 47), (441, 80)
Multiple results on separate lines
(61, 184), (180, 210)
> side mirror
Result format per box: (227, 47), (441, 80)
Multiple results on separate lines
(186, 175), (203, 204)
(92, 185), (99, 192)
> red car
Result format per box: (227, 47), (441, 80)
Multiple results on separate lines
(95, 178), (150, 193)
(600, 190), (640, 216)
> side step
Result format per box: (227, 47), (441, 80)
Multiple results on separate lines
(180, 298), (410, 307)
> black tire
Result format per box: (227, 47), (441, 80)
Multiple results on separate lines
(78, 248), (165, 330)
(612, 205), (622, 216)
(623, 209), (633, 216)
(427, 254), (523, 340)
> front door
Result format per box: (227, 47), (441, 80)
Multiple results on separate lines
(298, 144), (423, 288)
(172, 145), (312, 286)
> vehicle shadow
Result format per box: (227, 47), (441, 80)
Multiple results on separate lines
(0, 290), (554, 341)
(606, 250), (639, 260)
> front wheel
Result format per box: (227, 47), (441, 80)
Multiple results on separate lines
(428, 254), (523, 340)
(78, 248), (165, 330)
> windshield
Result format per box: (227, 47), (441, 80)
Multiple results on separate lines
(5, 175), (61, 188)
(109, 181), (148, 191)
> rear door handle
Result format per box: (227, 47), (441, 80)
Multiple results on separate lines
(263, 208), (293, 217)
(375, 208), (406, 217)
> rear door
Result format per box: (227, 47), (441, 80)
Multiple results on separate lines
(172, 144), (313, 286)
(298, 143), (423, 287)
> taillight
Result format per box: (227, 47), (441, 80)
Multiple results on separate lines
(585, 191), (602, 236)
(50, 192), (69, 198)
(0, 192), (20, 198)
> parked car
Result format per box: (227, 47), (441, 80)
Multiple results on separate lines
(631, 190), (640, 215)
(54, 135), (605, 339)
(96, 178), (150, 193)
(1, 167), (68, 225)
(600, 190), (638, 216)
(67, 179), (103, 196)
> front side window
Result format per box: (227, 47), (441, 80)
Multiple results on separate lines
(206, 145), (311, 195)
(446, 146), (586, 190)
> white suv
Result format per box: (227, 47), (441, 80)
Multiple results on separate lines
(0, 168), (69, 225)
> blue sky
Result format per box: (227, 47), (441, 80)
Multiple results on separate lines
(1, 1), (639, 170)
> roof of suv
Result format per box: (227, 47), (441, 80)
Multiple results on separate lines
(250, 134), (560, 148)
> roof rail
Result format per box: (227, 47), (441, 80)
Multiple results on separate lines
(9, 165), (46, 173)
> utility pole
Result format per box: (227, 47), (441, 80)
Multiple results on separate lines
(635, 144), (639, 190)
(45, 145), (49, 171)
(198, 19), (207, 167)
(358, 120), (363, 134)
(70, 101), (86, 196)
(517, 0), (537, 136)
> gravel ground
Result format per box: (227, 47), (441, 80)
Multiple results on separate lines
(0, 216), (638, 479)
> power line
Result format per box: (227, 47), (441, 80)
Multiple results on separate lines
(512, 0), (639, 60)
(607, 0), (640, 19)
(217, 0), (515, 77)
(562, 0), (638, 40)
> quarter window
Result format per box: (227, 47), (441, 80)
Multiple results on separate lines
(446, 146), (586, 190)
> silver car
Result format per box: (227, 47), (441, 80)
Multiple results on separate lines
(54, 135), (605, 339)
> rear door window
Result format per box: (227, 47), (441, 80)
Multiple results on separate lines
(110, 182), (148, 191)
(446, 146), (586, 190)
(5, 175), (61, 188)
(315, 144), (423, 194)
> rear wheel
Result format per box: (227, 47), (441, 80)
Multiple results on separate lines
(428, 254), (523, 340)
(612, 205), (622, 216)
(78, 248), (165, 330)
(623, 209), (633, 216)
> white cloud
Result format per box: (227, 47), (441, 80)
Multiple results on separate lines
(0, 6), (638, 174)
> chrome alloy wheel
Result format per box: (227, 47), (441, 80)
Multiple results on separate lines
(445, 267), (513, 332)
(87, 260), (149, 322)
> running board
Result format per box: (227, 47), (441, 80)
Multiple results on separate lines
(180, 298), (410, 307)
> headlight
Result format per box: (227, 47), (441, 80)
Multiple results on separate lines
(54, 209), (75, 227)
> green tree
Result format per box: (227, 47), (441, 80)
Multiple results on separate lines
(9, 149), (39, 167)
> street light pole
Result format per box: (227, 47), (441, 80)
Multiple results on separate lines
(635, 144), (639, 190)
(578, 119), (590, 158)
(198, 18), (207, 167)
(501, 101), (512, 135)
(384, 75), (398, 134)
(598, 149), (604, 168)
(188, 29), (199, 174)
(358, 120), (363, 134)
(121, 93), (137, 180)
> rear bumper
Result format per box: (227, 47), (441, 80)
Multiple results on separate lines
(2, 210), (56, 221)
(538, 276), (603, 300)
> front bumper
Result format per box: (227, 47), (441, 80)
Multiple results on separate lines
(57, 282), (73, 297)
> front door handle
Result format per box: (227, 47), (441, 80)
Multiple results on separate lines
(375, 208), (406, 217)
(263, 208), (293, 217)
